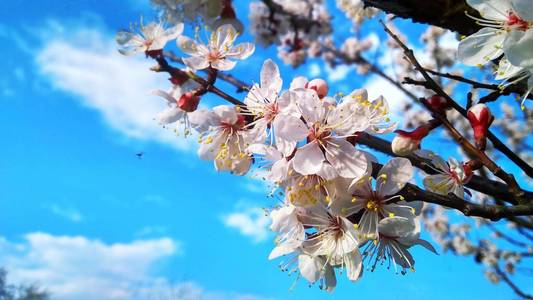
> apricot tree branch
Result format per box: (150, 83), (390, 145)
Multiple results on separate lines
(382, 21), (530, 205)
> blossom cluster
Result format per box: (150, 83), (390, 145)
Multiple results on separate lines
(458, 0), (533, 109)
(248, 0), (332, 67)
(114, 11), (516, 292)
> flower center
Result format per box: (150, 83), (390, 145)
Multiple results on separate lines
(207, 50), (222, 62)
(308, 123), (331, 143)
(506, 11), (530, 31)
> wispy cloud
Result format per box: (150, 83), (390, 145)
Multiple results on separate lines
(222, 205), (270, 243)
(47, 204), (84, 222)
(35, 22), (195, 151)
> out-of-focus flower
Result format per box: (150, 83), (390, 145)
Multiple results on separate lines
(177, 24), (255, 70)
(116, 21), (184, 56)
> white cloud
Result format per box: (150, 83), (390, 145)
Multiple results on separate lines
(0, 233), (180, 300)
(47, 204), (84, 222)
(308, 63), (322, 77)
(324, 64), (354, 82)
(222, 206), (270, 243)
(35, 25), (194, 151)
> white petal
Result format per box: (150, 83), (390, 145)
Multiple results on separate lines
(294, 89), (325, 123)
(495, 57), (524, 80)
(163, 23), (184, 41)
(182, 56), (210, 70)
(292, 142), (325, 175)
(177, 36), (209, 56)
(377, 157), (413, 196)
(504, 29), (533, 68)
(212, 24), (238, 50)
(157, 107), (184, 124)
(211, 58), (237, 71)
(466, 0), (512, 20)
(325, 139), (368, 179)
(458, 27), (505, 66)
(213, 105), (238, 124)
(273, 114), (308, 142)
(260, 59), (282, 95)
(298, 254), (323, 283)
(226, 43), (255, 60)
(345, 251), (362, 281)
(378, 216), (416, 238)
(289, 76), (308, 90)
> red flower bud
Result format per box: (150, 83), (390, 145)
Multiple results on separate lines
(426, 95), (449, 113)
(467, 103), (493, 149)
(305, 79), (329, 98)
(391, 126), (430, 156)
(178, 92), (200, 112)
(169, 73), (189, 86)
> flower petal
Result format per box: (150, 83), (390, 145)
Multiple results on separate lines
(325, 139), (369, 179)
(504, 29), (533, 68)
(183, 56), (210, 70)
(377, 157), (413, 196)
(466, 0), (512, 20)
(210, 58), (237, 71)
(292, 142), (325, 175)
(458, 27), (505, 66)
(260, 59), (282, 95)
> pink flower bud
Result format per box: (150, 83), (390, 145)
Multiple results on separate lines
(178, 92), (200, 112)
(425, 95), (449, 113)
(305, 79), (329, 98)
(467, 103), (493, 148)
(391, 126), (430, 156)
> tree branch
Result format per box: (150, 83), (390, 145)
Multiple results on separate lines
(362, 0), (482, 35)
(382, 21), (530, 205)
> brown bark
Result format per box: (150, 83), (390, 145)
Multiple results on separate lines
(363, 0), (483, 35)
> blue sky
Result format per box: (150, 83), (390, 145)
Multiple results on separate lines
(0, 0), (530, 299)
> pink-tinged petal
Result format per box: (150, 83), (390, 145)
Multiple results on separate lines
(182, 56), (210, 70)
(273, 114), (308, 142)
(377, 157), (413, 196)
(226, 43), (255, 60)
(210, 58), (237, 71)
(260, 59), (282, 94)
(293, 142), (325, 175)
(289, 76), (308, 90)
(213, 105), (238, 124)
(294, 88), (325, 123)
(269, 159), (289, 182)
(177, 36), (209, 56)
(346, 251), (363, 281)
(317, 163), (338, 180)
(458, 28), (505, 66)
(325, 139), (369, 179)
(275, 137), (297, 158)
